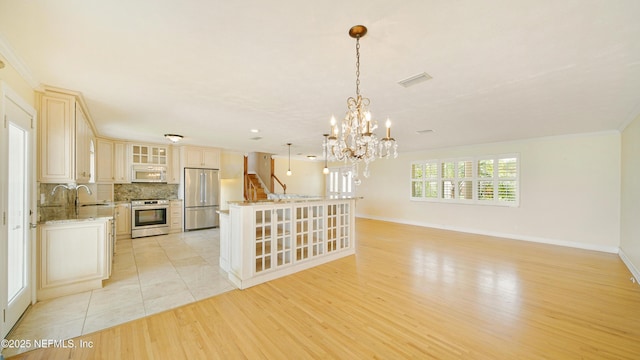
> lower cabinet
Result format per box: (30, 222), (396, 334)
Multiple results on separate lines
(226, 198), (356, 289)
(38, 218), (113, 300)
(170, 200), (183, 233)
(115, 203), (131, 239)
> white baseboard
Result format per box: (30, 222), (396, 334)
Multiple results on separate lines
(356, 213), (620, 254)
(618, 249), (640, 285)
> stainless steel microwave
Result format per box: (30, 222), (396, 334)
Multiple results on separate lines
(131, 166), (167, 183)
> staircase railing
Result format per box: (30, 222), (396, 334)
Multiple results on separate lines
(244, 156), (249, 200)
(246, 175), (259, 201)
(272, 174), (287, 194)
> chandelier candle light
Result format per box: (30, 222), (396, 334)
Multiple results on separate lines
(286, 143), (292, 176)
(325, 25), (398, 184)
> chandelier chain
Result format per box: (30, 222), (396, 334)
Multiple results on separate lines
(355, 37), (361, 97)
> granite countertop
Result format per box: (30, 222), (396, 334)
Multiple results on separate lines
(38, 203), (115, 224)
(228, 196), (362, 206)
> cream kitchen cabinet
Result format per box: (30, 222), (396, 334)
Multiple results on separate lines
(96, 138), (115, 183)
(38, 218), (113, 300)
(132, 144), (168, 165)
(114, 141), (131, 183)
(169, 199), (183, 233)
(37, 88), (96, 183)
(115, 203), (131, 239)
(37, 91), (74, 183)
(75, 105), (94, 183)
(168, 146), (181, 184)
(183, 146), (220, 169)
(226, 198), (356, 289)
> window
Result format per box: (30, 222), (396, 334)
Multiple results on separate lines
(327, 167), (355, 198)
(411, 161), (438, 199)
(410, 154), (519, 206)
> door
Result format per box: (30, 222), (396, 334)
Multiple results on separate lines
(185, 207), (218, 230)
(184, 168), (203, 207)
(202, 169), (219, 206)
(132, 206), (168, 229)
(1, 83), (36, 338)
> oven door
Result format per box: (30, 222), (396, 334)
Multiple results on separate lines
(131, 205), (169, 238)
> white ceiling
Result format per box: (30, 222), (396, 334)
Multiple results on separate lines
(1, 0), (639, 158)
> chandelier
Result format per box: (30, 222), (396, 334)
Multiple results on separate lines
(325, 25), (398, 184)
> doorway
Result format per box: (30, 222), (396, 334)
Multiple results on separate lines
(1, 82), (36, 338)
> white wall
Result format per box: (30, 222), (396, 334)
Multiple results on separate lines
(219, 151), (244, 210)
(247, 152), (272, 190)
(0, 53), (34, 105)
(220, 153), (326, 205)
(620, 115), (640, 280)
(356, 132), (621, 252)
(273, 158), (325, 196)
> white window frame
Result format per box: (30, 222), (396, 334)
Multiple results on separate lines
(326, 167), (355, 198)
(410, 153), (519, 207)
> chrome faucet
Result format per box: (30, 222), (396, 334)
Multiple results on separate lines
(76, 184), (92, 196)
(50, 183), (93, 210)
(74, 184), (92, 210)
(51, 184), (71, 196)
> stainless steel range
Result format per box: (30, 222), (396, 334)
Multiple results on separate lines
(131, 199), (170, 238)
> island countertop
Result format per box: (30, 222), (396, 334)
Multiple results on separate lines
(227, 196), (362, 206)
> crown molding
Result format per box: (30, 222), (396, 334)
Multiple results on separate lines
(0, 33), (41, 90)
(40, 84), (98, 136)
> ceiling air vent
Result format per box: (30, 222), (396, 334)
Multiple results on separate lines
(416, 129), (434, 135)
(398, 72), (432, 88)
(250, 136), (262, 141)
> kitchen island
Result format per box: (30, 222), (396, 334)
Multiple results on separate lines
(220, 197), (357, 289)
(37, 204), (115, 300)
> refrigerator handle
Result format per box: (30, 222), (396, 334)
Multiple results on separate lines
(201, 172), (205, 204)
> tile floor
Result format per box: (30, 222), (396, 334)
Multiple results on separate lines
(2, 228), (236, 357)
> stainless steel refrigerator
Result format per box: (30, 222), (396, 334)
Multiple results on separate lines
(184, 168), (219, 230)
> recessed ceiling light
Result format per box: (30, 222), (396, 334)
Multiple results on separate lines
(307, 155), (317, 160)
(416, 129), (434, 135)
(250, 129), (260, 133)
(398, 72), (432, 88)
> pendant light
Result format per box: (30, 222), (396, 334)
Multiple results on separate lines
(286, 143), (292, 176)
(325, 25), (398, 183)
(322, 134), (329, 175)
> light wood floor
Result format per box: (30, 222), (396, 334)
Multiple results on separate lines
(9, 219), (640, 359)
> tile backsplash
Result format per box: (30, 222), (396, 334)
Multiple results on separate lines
(38, 183), (179, 206)
(114, 183), (179, 201)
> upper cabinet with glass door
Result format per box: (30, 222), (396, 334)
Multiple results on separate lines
(37, 87), (96, 184)
(131, 144), (168, 165)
